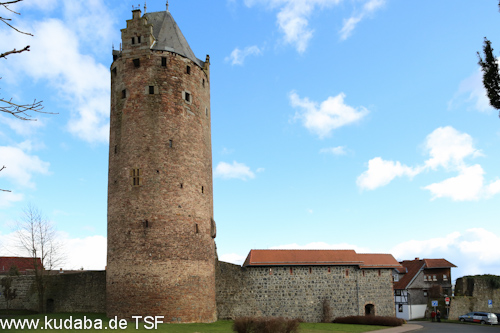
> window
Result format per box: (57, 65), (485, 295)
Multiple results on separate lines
(394, 274), (399, 282)
(137, 36), (141, 44)
(433, 275), (437, 281)
(328, 267), (331, 273)
(378, 269), (381, 276)
(398, 304), (403, 313)
(133, 58), (140, 68)
(149, 86), (155, 95)
(161, 57), (167, 67)
(114, 145), (118, 154)
(195, 223), (199, 234)
(169, 140), (173, 148)
(205, 107), (208, 116)
(395, 290), (402, 296)
(112, 67), (117, 76)
(424, 275), (427, 281)
(443, 274), (448, 281)
(309, 267), (312, 274)
(362, 270), (365, 277)
(185, 92), (191, 102)
(121, 89), (126, 99)
(423, 290), (428, 297)
(186, 65), (191, 74)
(130, 168), (142, 186)
(269, 268), (272, 275)
(131, 37), (135, 45)
(346, 269), (349, 277)
(290, 267), (293, 275)
(202, 79), (205, 87)
(201, 186), (204, 194)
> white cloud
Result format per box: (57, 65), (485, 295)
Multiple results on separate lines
(449, 67), (493, 113)
(0, 1), (113, 144)
(0, 230), (106, 270)
(0, 191), (24, 208)
(391, 229), (500, 278)
(214, 161), (256, 180)
(357, 157), (420, 191)
(357, 126), (499, 201)
(340, 0), (385, 40)
(0, 143), (50, 188)
(244, 0), (383, 53)
(320, 146), (347, 155)
(0, 114), (45, 136)
(424, 126), (482, 171)
(291, 92), (369, 138)
(219, 253), (246, 266)
(64, 234), (106, 270)
(226, 45), (262, 65)
(424, 164), (484, 201)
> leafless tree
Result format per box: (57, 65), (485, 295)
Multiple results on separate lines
(0, 0), (52, 120)
(16, 204), (65, 313)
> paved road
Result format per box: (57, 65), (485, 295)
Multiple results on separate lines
(410, 321), (500, 332)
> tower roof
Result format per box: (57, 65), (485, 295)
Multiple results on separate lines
(144, 11), (204, 67)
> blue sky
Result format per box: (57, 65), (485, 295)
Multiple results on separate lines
(0, 0), (499, 280)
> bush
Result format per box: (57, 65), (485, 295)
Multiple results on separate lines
(332, 315), (406, 326)
(232, 317), (300, 333)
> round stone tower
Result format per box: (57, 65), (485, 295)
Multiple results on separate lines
(106, 7), (216, 322)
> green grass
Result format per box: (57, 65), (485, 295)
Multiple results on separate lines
(0, 313), (390, 332)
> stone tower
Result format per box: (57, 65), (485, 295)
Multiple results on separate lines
(106, 7), (216, 323)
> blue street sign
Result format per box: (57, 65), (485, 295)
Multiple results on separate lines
(488, 300), (493, 305)
(432, 300), (438, 307)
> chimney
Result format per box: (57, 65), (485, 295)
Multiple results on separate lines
(415, 257), (420, 260)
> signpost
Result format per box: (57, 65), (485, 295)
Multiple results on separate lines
(488, 299), (493, 308)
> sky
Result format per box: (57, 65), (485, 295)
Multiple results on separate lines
(0, 0), (499, 281)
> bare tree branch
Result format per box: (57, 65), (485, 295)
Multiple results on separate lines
(0, 0), (51, 121)
(0, 45), (29, 59)
(0, 165), (11, 192)
(17, 204), (65, 313)
(0, 96), (54, 121)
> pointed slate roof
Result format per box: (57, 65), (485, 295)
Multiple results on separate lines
(144, 11), (204, 67)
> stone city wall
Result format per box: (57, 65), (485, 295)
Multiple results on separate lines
(449, 276), (500, 319)
(0, 271), (105, 313)
(216, 261), (395, 322)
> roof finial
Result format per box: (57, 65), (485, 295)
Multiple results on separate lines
(166, 0), (169, 12)
(144, 0), (147, 13)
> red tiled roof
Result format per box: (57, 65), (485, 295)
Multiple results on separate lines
(394, 258), (457, 289)
(423, 259), (456, 269)
(394, 259), (425, 290)
(243, 250), (401, 269)
(0, 257), (43, 273)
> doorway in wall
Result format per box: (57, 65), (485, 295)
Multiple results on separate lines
(365, 304), (375, 316)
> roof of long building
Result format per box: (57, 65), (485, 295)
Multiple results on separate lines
(242, 249), (402, 269)
(144, 11), (204, 67)
(0, 257), (43, 273)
